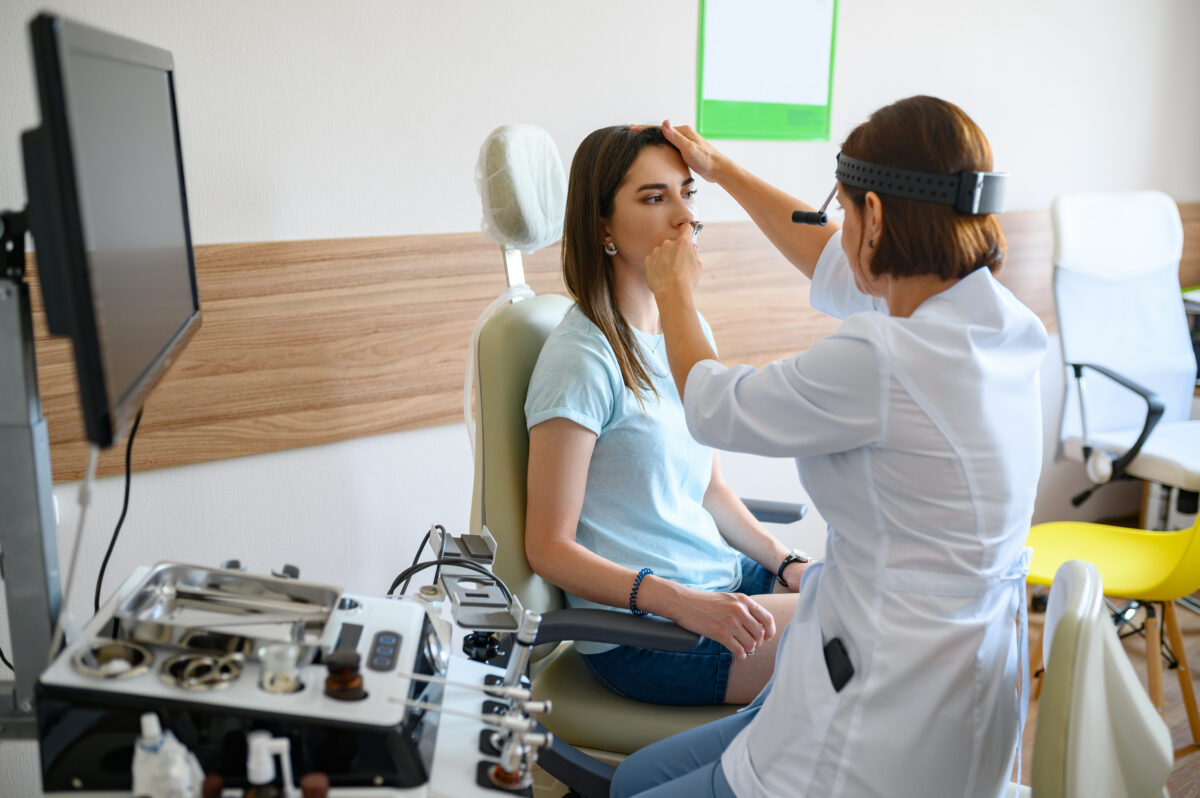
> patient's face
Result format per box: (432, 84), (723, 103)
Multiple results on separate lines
(603, 145), (697, 277)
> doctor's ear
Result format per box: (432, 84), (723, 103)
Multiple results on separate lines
(863, 191), (885, 238)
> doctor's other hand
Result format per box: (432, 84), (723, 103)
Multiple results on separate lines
(660, 120), (727, 184)
(671, 586), (777, 660)
(646, 231), (702, 300)
(781, 560), (812, 593)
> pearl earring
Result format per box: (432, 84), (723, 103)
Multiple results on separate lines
(604, 242), (618, 256)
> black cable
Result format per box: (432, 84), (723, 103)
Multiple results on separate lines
(0, 641), (12, 671)
(94, 407), (142, 612)
(387, 557), (512, 604)
(431, 525), (448, 587)
(398, 525), (448, 597)
(400, 526), (433, 597)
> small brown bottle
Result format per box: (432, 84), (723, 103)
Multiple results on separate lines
(324, 650), (366, 701)
(299, 772), (331, 798)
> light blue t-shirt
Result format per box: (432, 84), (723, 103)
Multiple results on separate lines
(525, 305), (741, 652)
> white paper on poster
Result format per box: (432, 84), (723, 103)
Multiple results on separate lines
(702, 0), (835, 107)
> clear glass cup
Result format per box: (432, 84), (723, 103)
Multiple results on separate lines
(257, 642), (305, 693)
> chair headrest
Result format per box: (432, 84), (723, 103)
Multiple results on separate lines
(1052, 190), (1183, 278)
(476, 125), (566, 255)
(1043, 559), (1102, 669)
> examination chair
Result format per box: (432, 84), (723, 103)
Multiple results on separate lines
(1051, 190), (1198, 521)
(1007, 560), (1173, 797)
(466, 125), (805, 796)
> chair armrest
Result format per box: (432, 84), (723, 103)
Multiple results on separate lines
(1068, 362), (1166, 501)
(741, 498), (808, 524)
(533, 608), (701, 651)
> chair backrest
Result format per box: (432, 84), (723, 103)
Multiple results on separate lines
(1034, 559), (1173, 797)
(1142, 513), (1200, 602)
(1052, 190), (1193, 445)
(469, 293), (573, 619)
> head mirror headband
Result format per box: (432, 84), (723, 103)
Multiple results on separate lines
(792, 154), (1008, 226)
(836, 152), (1007, 215)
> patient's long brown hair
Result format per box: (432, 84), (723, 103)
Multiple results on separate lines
(562, 126), (675, 406)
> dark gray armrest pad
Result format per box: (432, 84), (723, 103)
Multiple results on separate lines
(742, 498), (808, 524)
(533, 608), (702, 652)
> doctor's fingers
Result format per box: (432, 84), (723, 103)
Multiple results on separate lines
(661, 120), (721, 182)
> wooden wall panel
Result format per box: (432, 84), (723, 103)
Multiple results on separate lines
(27, 203), (1199, 482)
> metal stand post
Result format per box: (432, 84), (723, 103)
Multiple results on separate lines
(0, 209), (61, 739)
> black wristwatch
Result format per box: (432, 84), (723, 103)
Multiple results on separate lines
(776, 549), (811, 587)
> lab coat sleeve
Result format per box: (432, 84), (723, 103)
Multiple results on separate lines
(682, 325), (886, 458)
(810, 230), (886, 319)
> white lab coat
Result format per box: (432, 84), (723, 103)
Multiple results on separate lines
(689, 232), (1047, 798)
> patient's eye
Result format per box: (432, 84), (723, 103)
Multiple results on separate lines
(642, 193), (664, 204)
(684, 188), (698, 199)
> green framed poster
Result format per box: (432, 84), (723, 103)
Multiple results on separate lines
(697, 0), (839, 141)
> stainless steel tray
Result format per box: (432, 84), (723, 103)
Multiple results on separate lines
(112, 563), (340, 659)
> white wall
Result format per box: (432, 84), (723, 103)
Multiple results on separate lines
(2, 1), (1197, 793)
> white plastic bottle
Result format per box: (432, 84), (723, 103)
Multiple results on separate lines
(131, 713), (205, 798)
(244, 730), (285, 798)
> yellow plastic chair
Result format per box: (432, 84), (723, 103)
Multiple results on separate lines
(1026, 516), (1200, 752)
(1006, 559), (1173, 797)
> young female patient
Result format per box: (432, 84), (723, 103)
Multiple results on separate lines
(523, 126), (806, 705)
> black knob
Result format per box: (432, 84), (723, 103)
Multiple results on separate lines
(462, 631), (499, 663)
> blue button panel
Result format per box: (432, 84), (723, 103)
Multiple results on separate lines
(366, 630), (402, 672)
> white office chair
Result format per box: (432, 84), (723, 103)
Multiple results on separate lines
(1052, 190), (1199, 521)
(1006, 559), (1173, 797)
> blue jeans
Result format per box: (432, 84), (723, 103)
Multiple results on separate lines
(610, 706), (758, 797)
(581, 554), (777, 705)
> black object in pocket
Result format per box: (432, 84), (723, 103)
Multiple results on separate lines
(823, 637), (854, 692)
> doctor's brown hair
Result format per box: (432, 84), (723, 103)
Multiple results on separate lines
(841, 95), (1006, 280)
(562, 126), (676, 405)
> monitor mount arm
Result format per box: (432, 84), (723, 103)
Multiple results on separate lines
(0, 204), (62, 739)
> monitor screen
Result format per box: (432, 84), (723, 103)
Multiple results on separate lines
(23, 14), (201, 449)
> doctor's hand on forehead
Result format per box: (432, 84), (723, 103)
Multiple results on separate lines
(632, 120), (726, 184)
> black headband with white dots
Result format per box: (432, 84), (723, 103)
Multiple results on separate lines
(835, 152), (1008, 215)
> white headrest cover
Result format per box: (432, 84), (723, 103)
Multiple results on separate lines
(476, 125), (566, 254)
(1052, 190), (1183, 278)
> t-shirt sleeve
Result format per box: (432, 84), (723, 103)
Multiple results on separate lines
(809, 230), (887, 319)
(525, 330), (619, 435)
(698, 312), (718, 357)
(681, 319), (886, 457)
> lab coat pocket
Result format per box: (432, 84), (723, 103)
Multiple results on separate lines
(756, 612), (844, 784)
(792, 614), (842, 735)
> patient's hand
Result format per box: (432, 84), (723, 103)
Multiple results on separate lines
(646, 231), (702, 299)
(652, 581), (776, 660)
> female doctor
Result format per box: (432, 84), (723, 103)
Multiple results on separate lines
(611, 96), (1048, 798)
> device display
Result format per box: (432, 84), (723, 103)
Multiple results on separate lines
(23, 13), (201, 448)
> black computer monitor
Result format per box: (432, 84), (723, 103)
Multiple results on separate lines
(21, 13), (202, 449)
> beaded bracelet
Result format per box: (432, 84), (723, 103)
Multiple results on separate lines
(629, 567), (653, 617)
